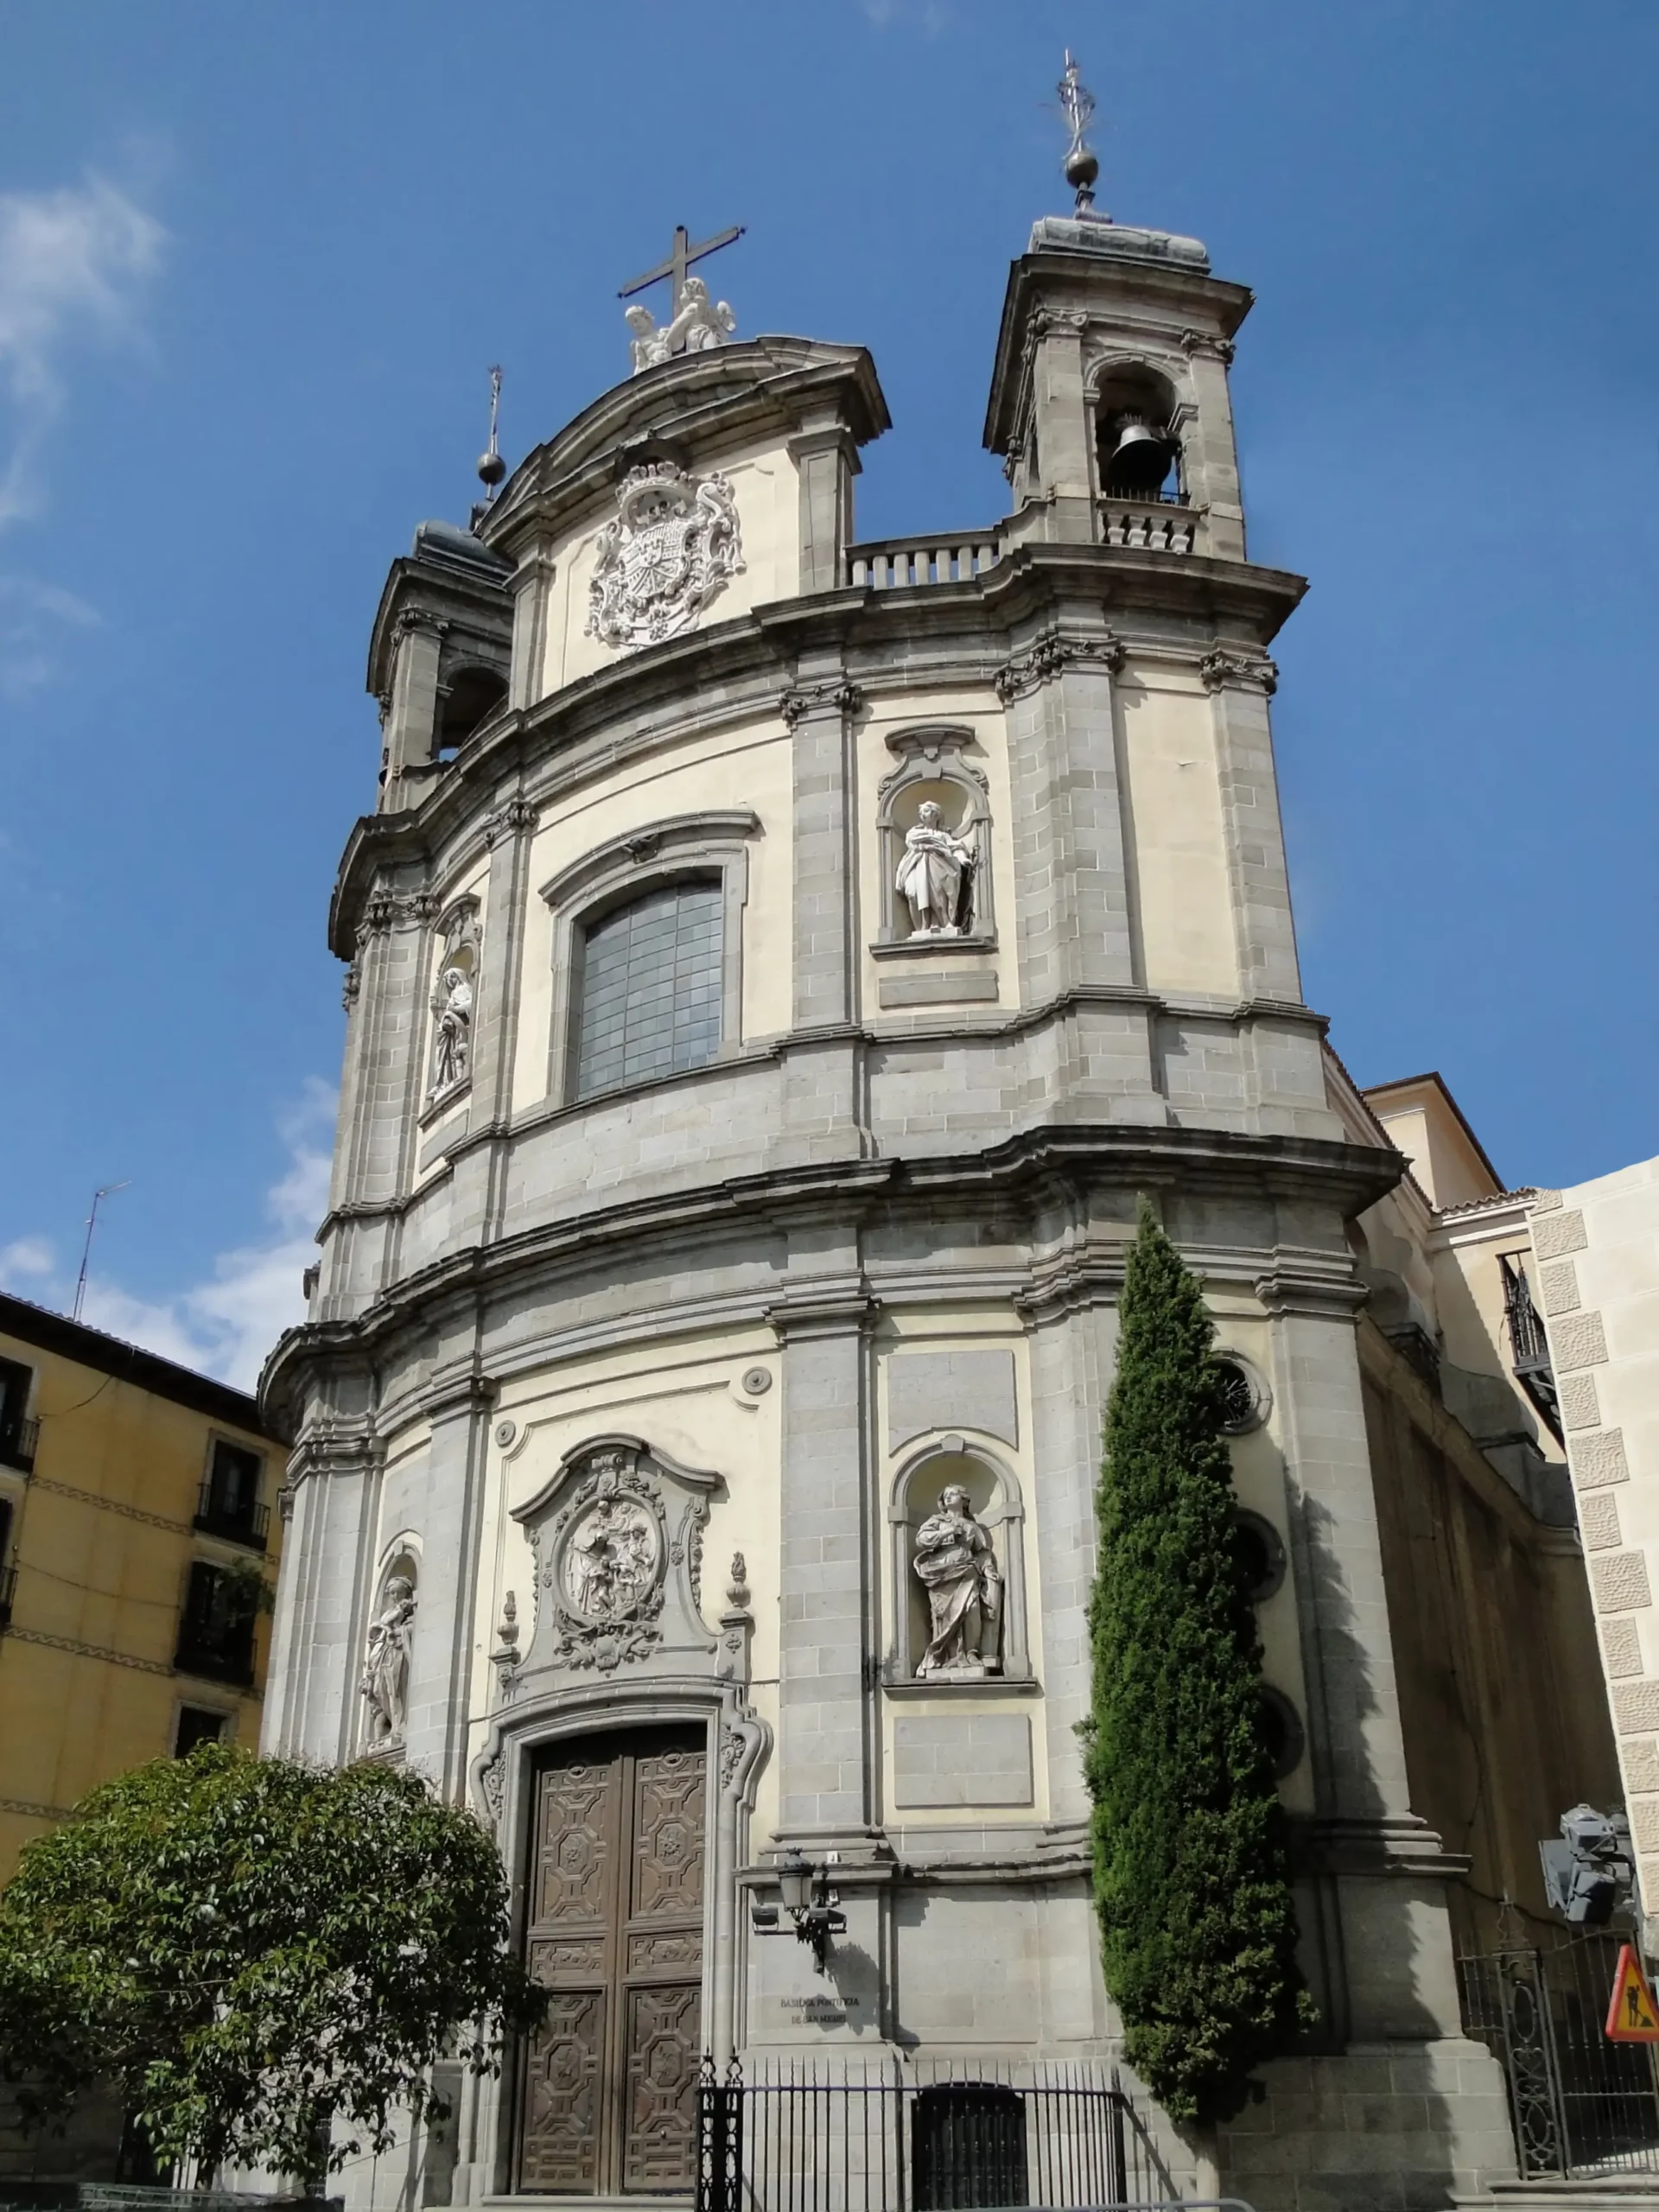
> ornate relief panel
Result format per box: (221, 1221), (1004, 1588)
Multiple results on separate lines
(585, 461), (744, 652)
(511, 1434), (720, 1685)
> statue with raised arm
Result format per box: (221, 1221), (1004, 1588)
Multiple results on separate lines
(912, 1485), (1002, 1679)
(896, 800), (976, 938)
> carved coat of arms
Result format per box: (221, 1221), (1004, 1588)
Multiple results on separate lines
(585, 461), (744, 652)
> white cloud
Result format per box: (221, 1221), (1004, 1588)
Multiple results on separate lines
(0, 574), (99, 696)
(0, 175), (165, 531)
(0, 1235), (54, 1285)
(10, 1084), (336, 1395)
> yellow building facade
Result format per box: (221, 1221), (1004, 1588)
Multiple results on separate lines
(0, 1294), (283, 1877)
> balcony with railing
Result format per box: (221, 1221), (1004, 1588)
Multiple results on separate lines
(0, 1564), (16, 1631)
(0, 1415), (38, 1475)
(847, 536), (1001, 589)
(1500, 1251), (1563, 1443)
(194, 1475), (270, 1551)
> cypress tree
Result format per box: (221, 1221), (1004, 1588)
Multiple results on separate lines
(1082, 1199), (1313, 2126)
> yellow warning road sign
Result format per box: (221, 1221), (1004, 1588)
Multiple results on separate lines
(1605, 1942), (1659, 2042)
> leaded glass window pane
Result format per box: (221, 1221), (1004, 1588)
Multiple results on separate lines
(573, 880), (723, 1099)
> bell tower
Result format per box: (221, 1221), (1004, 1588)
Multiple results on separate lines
(983, 66), (1250, 560)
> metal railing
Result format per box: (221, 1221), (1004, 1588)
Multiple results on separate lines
(696, 2056), (1183, 2212)
(1497, 1251), (1563, 1443)
(1458, 1936), (1659, 2177)
(194, 1478), (270, 1551)
(848, 537), (1002, 590)
(0, 1415), (38, 1474)
(0, 1563), (16, 1630)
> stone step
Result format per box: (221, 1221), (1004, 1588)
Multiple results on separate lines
(1453, 2180), (1659, 2211)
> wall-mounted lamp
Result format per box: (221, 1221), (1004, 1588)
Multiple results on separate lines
(752, 1847), (846, 1973)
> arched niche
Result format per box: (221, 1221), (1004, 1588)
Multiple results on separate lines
(874, 727), (995, 949)
(887, 1438), (1031, 1686)
(426, 895), (482, 1109)
(360, 1538), (420, 1756)
(1084, 354), (1192, 505)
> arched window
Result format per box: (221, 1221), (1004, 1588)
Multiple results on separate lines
(573, 878), (724, 1100)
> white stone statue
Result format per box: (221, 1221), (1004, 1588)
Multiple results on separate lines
(896, 801), (976, 937)
(625, 277), (737, 375)
(360, 1573), (416, 1744)
(432, 965), (473, 1090)
(912, 1485), (1002, 1679)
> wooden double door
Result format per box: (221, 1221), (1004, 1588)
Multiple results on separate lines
(518, 1726), (708, 2195)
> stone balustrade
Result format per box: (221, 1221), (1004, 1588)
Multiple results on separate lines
(847, 535), (1002, 588)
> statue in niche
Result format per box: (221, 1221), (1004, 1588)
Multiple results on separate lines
(896, 801), (976, 938)
(912, 1485), (1002, 1679)
(431, 964), (474, 1091)
(360, 1573), (416, 1745)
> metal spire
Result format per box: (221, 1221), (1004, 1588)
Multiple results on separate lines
(1058, 50), (1102, 213)
(477, 364), (505, 499)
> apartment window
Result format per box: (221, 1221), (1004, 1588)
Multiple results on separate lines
(174, 1705), (229, 1758)
(572, 879), (723, 1100)
(0, 1357), (35, 1473)
(194, 1440), (268, 1551)
(175, 1561), (257, 1688)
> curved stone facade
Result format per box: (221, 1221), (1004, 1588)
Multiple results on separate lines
(262, 228), (1517, 2207)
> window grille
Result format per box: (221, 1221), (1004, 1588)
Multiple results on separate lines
(0, 1357), (34, 1473)
(175, 1561), (257, 1687)
(195, 1439), (268, 1550)
(574, 880), (723, 1100)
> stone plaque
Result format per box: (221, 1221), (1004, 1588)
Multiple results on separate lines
(887, 1349), (1017, 1452)
(892, 1714), (1033, 1808)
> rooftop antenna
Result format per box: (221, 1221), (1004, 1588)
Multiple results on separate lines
(1058, 50), (1102, 215)
(73, 1181), (130, 1325)
(473, 365), (505, 526)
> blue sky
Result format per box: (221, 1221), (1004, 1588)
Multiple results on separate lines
(1, 1), (1655, 1385)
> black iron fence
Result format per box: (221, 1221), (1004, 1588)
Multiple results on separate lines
(696, 2056), (1181, 2212)
(1458, 1936), (1659, 2177)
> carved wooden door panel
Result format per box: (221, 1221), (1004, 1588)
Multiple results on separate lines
(518, 1727), (705, 2196)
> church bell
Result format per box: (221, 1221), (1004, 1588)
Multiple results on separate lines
(1104, 412), (1176, 496)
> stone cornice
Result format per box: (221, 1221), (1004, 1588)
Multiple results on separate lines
(260, 1116), (1402, 1430)
(478, 337), (891, 565)
(327, 546), (1306, 959)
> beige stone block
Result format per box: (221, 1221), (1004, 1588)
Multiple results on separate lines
(1534, 1208), (1588, 1258)
(1633, 1796), (1659, 1853)
(1643, 1851), (1659, 1902)
(1553, 1310), (1609, 1370)
(1573, 1428), (1630, 1488)
(1532, 1188), (1564, 1211)
(1603, 1617), (1644, 1677)
(1561, 1372), (1602, 1430)
(1626, 1738), (1659, 1793)
(1580, 1491), (1623, 1550)
(1541, 1259), (1580, 1313)
(1592, 1550), (1654, 1613)
(1613, 1678), (1659, 1734)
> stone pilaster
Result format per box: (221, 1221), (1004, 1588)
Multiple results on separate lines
(403, 1370), (497, 1800)
(998, 630), (1163, 1122)
(1201, 649), (1304, 1007)
(380, 611), (446, 811)
(789, 425), (858, 594)
(508, 547), (556, 712)
(767, 1254), (878, 1849)
(781, 675), (868, 1164)
(449, 795), (537, 1247)
(258, 1420), (380, 1766)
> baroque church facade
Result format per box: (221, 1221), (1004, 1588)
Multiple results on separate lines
(259, 158), (1611, 2209)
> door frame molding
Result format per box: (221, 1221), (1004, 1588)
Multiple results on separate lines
(470, 1676), (770, 2197)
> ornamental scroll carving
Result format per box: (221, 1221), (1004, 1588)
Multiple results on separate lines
(995, 632), (1124, 704)
(511, 1435), (720, 1681)
(585, 462), (743, 652)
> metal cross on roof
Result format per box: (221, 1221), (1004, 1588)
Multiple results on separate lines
(618, 223), (745, 306)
